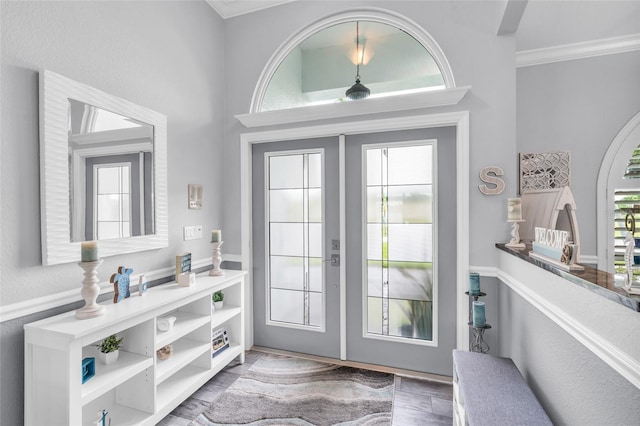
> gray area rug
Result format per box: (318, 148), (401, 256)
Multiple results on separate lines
(192, 354), (395, 425)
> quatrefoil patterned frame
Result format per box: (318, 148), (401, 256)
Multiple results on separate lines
(519, 151), (571, 194)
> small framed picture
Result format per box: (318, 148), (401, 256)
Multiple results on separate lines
(188, 184), (203, 209)
(176, 253), (192, 282)
(212, 328), (229, 358)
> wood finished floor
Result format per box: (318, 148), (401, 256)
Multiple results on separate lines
(158, 350), (453, 426)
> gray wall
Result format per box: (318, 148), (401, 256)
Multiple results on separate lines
(2, 0), (225, 304)
(497, 281), (640, 425)
(506, 23), (640, 423)
(517, 50), (640, 257)
(0, 1), (225, 424)
(222, 0), (518, 268)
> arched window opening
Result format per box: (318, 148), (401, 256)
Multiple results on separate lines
(261, 20), (447, 112)
(597, 111), (640, 276)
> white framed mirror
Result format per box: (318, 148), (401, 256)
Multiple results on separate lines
(39, 69), (168, 265)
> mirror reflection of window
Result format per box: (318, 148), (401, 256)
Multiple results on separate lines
(95, 164), (131, 240)
(68, 98), (155, 242)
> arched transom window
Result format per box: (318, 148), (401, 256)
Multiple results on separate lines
(261, 20), (447, 112)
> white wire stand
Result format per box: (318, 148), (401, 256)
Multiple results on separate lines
(209, 241), (225, 276)
(76, 259), (106, 320)
(506, 219), (526, 249)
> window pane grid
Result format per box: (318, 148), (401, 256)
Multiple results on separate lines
(95, 165), (131, 240)
(268, 152), (323, 329)
(365, 144), (434, 342)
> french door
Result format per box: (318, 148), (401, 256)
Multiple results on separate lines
(251, 127), (456, 375)
(345, 127), (456, 375)
(252, 137), (341, 358)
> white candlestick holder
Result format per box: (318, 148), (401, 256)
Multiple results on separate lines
(209, 241), (225, 276)
(76, 259), (106, 320)
(506, 219), (526, 249)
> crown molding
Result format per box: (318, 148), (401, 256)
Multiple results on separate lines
(206, 0), (294, 19)
(517, 33), (640, 68)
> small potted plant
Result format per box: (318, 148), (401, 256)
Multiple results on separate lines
(212, 290), (224, 312)
(96, 334), (123, 365)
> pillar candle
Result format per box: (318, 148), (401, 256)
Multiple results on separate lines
(507, 197), (522, 221)
(211, 230), (221, 243)
(473, 301), (486, 327)
(81, 241), (99, 262)
(469, 272), (480, 295)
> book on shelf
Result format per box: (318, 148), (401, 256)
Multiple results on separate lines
(212, 327), (230, 358)
(175, 253), (192, 279)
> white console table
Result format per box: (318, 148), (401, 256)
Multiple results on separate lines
(24, 270), (246, 426)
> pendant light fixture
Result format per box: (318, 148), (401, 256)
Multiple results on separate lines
(345, 21), (370, 100)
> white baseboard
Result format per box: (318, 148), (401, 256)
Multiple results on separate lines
(468, 265), (499, 278)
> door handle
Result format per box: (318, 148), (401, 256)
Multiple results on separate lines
(323, 254), (340, 267)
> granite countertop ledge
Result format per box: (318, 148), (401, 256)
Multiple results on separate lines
(496, 243), (640, 312)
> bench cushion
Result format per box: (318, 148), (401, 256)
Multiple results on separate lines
(453, 350), (552, 426)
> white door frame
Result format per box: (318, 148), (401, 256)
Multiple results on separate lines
(240, 111), (470, 357)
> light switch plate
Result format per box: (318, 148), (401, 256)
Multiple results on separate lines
(183, 225), (203, 241)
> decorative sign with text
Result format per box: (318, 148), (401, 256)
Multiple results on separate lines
(530, 226), (581, 270)
(534, 227), (569, 249)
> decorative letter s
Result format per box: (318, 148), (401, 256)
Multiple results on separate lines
(479, 166), (505, 195)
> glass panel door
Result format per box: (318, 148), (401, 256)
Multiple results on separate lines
(365, 144), (434, 342)
(252, 137), (340, 359)
(345, 127), (456, 375)
(267, 151), (324, 329)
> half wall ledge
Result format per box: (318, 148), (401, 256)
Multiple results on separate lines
(496, 243), (640, 312)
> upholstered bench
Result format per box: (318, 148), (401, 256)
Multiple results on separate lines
(452, 350), (552, 426)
